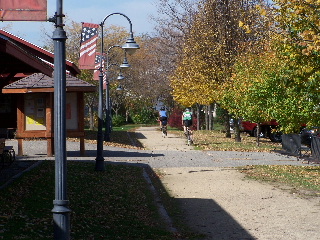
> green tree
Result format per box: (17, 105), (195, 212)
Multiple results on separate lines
(170, 0), (267, 136)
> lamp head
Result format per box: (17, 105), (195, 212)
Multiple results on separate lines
(117, 72), (125, 80)
(120, 56), (131, 68)
(122, 33), (140, 55)
(116, 85), (123, 91)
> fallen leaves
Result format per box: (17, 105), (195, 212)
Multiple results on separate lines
(240, 165), (320, 197)
(193, 130), (281, 152)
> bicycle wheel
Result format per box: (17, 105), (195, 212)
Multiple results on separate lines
(187, 130), (193, 146)
(2, 150), (12, 167)
(163, 126), (167, 137)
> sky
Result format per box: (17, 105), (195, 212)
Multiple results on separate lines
(0, 0), (158, 47)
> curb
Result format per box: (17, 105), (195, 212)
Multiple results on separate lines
(142, 168), (179, 235)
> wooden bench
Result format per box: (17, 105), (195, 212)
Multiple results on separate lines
(0, 138), (15, 169)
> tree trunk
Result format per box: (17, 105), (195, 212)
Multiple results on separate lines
(196, 103), (201, 130)
(89, 105), (94, 131)
(224, 110), (231, 138)
(209, 103), (213, 130)
(204, 105), (208, 130)
(234, 118), (241, 142)
(125, 110), (129, 122)
(256, 123), (261, 146)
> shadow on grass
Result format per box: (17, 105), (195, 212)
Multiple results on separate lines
(0, 160), (255, 239)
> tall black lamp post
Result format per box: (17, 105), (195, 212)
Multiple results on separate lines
(95, 12), (139, 171)
(50, 0), (71, 239)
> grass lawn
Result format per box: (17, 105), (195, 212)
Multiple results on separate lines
(192, 130), (283, 152)
(0, 161), (183, 239)
(239, 165), (320, 197)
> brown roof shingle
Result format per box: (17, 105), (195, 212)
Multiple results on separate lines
(2, 73), (96, 93)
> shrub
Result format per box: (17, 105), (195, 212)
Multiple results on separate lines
(130, 108), (156, 124)
(168, 108), (183, 129)
(168, 108), (198, 130)
(112, 115), (126, 127)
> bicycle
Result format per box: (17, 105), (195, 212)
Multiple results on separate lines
(185, 127), (193, 146)
(161, 120), (168, 138)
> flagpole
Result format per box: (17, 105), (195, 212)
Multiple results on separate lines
(51, 0), (71, 239)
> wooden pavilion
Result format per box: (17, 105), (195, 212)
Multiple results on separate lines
(0, 30), (96, 156)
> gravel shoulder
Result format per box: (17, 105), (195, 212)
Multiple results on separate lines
(136, 127), (320, 240)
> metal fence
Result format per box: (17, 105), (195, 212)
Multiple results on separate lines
(281, 134), (302, 156)
(281, 134), (320, 163)
(311, 136), (320, 163)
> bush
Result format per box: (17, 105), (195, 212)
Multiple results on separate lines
(112, 115), (126, 127)
(130, 108), (156, 124)
(168, 108), (183, 129)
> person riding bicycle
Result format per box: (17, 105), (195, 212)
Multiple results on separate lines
(182, 108), (192, 134)
(158, 107), (168, 129)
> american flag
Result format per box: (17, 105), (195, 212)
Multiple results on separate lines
(78, 22), (100, 69)
(93, 52), (104, 80)
(93, 52), (107, 89)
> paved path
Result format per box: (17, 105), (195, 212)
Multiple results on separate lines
(6, 127), (320, 239)
(134, 127), (320, 240)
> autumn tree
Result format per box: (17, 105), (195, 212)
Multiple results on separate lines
(266, 0), (320, 133)
(224, 0), (320, 135)
(170, 0), (267, 136)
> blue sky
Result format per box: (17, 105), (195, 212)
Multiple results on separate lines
(0, 0), (158, 46)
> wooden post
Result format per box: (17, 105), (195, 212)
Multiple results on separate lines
(46, 93), (54, 156)
(16, 95), (24, 156)
(78, 92), (85, 156)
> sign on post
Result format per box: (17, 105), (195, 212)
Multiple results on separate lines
(0, 0), (47, 21)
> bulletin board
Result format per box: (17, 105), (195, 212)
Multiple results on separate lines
(66, 92), (78, 130)
(24, 93), (46, 131)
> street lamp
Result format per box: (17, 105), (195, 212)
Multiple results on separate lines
(50, 0), (71, 239)
(95, 13), (139, 171)
(104, 46), (130, 141)
(104, 63), (126, 141)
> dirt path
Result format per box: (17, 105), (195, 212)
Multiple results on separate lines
(136, 126), (193, 151)
(136, 127), (320, 240)
(159, 167), (320, 240)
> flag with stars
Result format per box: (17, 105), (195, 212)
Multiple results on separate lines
(93, 52), (104, 80)
(79, 22), (100, 69)
(93, 52), (107, 88)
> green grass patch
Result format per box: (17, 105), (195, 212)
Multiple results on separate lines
(239, 165), (320, 196)
(193, 130), (282, 152)
(0, 161), (177, 239)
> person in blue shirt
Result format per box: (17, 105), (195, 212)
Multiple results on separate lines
(158, 107), (168, 129)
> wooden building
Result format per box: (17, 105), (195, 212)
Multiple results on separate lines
(0, 30), (96, 156)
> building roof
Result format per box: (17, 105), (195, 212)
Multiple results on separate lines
(2, 73), (96, 93)
(0, 30), (80, 76)
(0, 29), (81, 89)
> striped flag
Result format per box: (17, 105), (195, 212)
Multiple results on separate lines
(93, 52), (104, 80)
(79, 22), (99, 69)
(93, 52), (107, 89)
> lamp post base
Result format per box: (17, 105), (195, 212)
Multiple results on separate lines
(95, 157), (105, 171)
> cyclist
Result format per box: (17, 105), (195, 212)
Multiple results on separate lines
(158, 107), (168, 129)
(182, 108), (192, 134)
